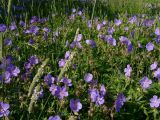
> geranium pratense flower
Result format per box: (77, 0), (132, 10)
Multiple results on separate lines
(150, 61), (158, 71)
(100, 84), (106, 96)
(150, 95), (160, 108)
(49, 84), (58, 96)
(114, 93), (126, 112)
(155, 28), (160, 35)
(0, 102), (10, 117)
(89, 88), (105, 106)
(154, 68), (160, 80)
(55, 86), (68, 99)
(60, 77), (72, 87)
(156, 35), (160, 44)
(76, 34), (82, 41)
(124, 64), (132, 77)
(108, 27), (115, 35)
(89, 88), (99, 102)
(6, 64), (20, 77)
(48, 115), (61, 120)
(44, 74), (55, 86)
(119, 36), (131, 45)
(86, 40), (96, 48)
(9, 22), (17, 31)
(84, 73), (93, 83)
(140, 76), (152, 89)
(114, 19), (122, 26)
(4, 38), (12, 46)
(58, 59), (66, 68)
(70, 99), (82, 112)
(0, 24), (7, 32)
(28, 56), (39, 66)
(146, 42), (154, 52)
(128, 16), (137, 24)
(64, 51), (70, 60)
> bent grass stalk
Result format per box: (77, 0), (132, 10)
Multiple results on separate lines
(28, 84), (41, 113)
(28, 58), (49, 97)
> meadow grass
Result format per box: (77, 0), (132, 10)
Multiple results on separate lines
(1, 0), (160, 120)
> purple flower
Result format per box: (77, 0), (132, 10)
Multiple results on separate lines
(4, 71), (11, 83)
(28, 56), (39, 66)
(44, 74), (55, 86)
(30, 16), (39, 24)
(70, 99), (82, 112)
(9, 22), (17, 31)
(156, 35), (160, 44)
(60, 77), (72, 86)
(146, 42), (154, 52)
(55, 86), (68, 99)
(128, 16), (137, 24)
(29, 26), (39, 35)
(150, 95), (160, 108)
(49, 84), (58, 96)
(119, 36), (131, 45)
(58, 59), (66, 68)
(102, 21), (107, 26)
(29, 38), (35, 45)
(48, 115), (61, 120)
(100, 85), (106, 96)
(108, 37), (116, 46)
(155, 28), (160, 35)
(115, 19), (122, 26)
(86, 40), (96, 48)
(0, 102), (10, 117)
(140, 76), (152, 89)
(64, 51), (70, 60)
(78, 11), (83, 16)
(84, 73), (93, 83)
(95, 96), (105, 106)
(24, 62), (31, 70)
(114, 93), (126, 112)
(127, 44), (133, 53)
(154, 68), (160, 79)
(43, 27), (50, 33)
(89, 89), (99, 102)
(4, 38), (12, 46)
(124, 64), (132, 77)
(144, 19), (154, 27)
(6, 64), (20, 77)
(96, 24), (102, 31)
(108, 27), (115, 35)
(0, 24), (7, 32)
(76, 34), (83, 42)
(89, 88), (105, 106)
(124, 27), (129, 31)
(150, 61), (158, 70)
(19, 21), (25, 27)
(70, 41), (82, 49)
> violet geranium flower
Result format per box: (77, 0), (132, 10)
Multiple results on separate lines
(0, 102), (10, 117)
(150, 95), (160, 108)
(70, 99), (82, 112)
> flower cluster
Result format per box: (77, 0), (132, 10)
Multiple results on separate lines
(0, 56), (20, 83)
